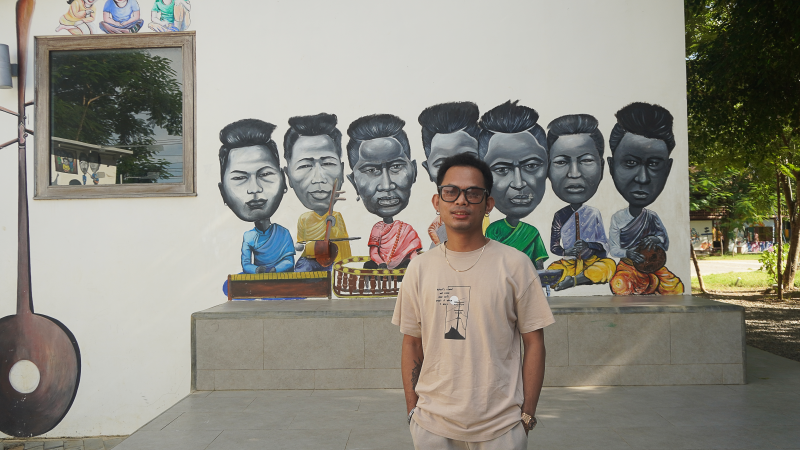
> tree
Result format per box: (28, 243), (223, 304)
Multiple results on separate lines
(50, 49), (183, 183)
(686, 0), (800, 287)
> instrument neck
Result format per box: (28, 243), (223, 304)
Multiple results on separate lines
(16, 0), (35, 316)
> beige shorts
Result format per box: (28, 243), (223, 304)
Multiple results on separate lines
(410, 420), (527, 450)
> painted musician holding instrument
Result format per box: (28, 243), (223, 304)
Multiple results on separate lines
(607, 103), (684, 295)
(546, 114), (615, 291)
(283, 113), (358, 272)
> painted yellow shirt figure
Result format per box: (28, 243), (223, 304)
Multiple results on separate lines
(296, 211), (352, 262)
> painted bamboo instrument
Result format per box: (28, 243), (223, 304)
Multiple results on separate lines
(332, 257), (405, 297)
(0, 0), (82, 437)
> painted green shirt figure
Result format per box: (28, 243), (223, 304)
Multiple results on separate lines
(152, 0), (174, 23)
(486, 219), (548, 266)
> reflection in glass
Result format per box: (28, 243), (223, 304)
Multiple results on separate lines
(49, 47), (183, 185)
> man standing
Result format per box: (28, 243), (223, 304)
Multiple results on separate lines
(606, 102), (684, 295)
(393, 153), (553, 449)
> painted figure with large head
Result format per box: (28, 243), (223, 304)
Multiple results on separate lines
(418, 101), (484, 246)
(606, 102), (683, 295)
(283, 113), (351, 272)
(219, 119), (295, 275)
(347, 114), (422, 269)
(479, 101), (549, 269)
(545, 114), (615, 290)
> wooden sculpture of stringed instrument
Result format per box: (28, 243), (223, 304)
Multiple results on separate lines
(0, 0), (82, 437)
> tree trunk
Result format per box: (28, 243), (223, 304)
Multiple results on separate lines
(781, 171), (800, 289)
(691, 244), (709, 294)
(783, 214), (800, 289)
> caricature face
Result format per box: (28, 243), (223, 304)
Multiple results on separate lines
(219, 145), (285, 223)
(423, 131), (479, 182)
(483, 132), (547, 220)
(607, 133), (673, 209)
(548, 134), (604, 205)
(349, 137), (416, 218)
(285, 135), (344, 214)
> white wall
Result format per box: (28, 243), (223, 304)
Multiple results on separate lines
(0, 0), (689, 437)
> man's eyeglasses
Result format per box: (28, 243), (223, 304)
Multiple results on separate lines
(437, 185), (488, 204)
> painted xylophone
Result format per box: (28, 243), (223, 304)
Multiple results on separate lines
(227, 271), (331, 300)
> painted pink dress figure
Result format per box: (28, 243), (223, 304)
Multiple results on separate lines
(369, 221), (422, 269)
(346, 114), (422, 269)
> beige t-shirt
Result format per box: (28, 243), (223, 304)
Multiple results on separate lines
(392, 240), (555, 442)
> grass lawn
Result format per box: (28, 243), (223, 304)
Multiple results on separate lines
(691, 270), (800, 291)
(694, 253), (762, 261)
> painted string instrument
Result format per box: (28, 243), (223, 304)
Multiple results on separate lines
(0, 0), (82, 437)
(312, 179), (340, 267)
(574, 212), (583, 286)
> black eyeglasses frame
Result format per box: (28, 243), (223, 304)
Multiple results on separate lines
(437, 185), (489, 204)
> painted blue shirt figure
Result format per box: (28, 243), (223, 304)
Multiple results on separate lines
(218, 119), (295, 297)
(241, 224), (295, 274)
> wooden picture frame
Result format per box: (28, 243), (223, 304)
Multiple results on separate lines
(33, 32), (196, 199)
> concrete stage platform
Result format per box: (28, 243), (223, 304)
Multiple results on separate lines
(191, 295), (746, 390)
(117, 347), (800, 450)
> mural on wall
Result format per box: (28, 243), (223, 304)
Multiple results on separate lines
(98, 0), (144, 34)
(480, 101), (550, 270)
(217, 102), (685, 298)
(54, 148), (77, 173)
(607, 102), (684, 295)
(55, 0), (97, 35)
(218, 119), (295, 282)
(1, 0), (82, 438)
(418, 102), (485, 248)
(283, 113), (353, 272)
(55, 0), (191, 35)
(545, 114), (616, 291)
(148, 0), (190, 32)
(346, 114), (423, 270)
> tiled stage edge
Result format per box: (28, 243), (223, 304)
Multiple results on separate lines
(192, 295), (746, 389)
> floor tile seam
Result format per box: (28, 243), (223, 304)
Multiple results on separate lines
(158, 412), (185, 431)
(199, 430), (223, 450)
(343, 429), (352, 450)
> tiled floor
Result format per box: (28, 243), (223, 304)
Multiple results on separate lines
(113, 346), (800, 450)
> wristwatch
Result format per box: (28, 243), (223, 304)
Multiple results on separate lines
(521, 412), (537, 431)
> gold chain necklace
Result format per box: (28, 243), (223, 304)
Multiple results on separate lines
(444, 241), (489, 272)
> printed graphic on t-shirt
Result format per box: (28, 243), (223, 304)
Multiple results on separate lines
(437, 286), (471, 340)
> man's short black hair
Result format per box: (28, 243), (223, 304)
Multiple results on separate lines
(346, 114), (411, 169)
(218, 119), (279, 180)
(478, 100), (548, 159)
(436, 153), (493, 195)
(546, 114), (605, 158)
(418, 102), (481, 158)
(283, 113), (343, 161)
(608, 102), (675, 154)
